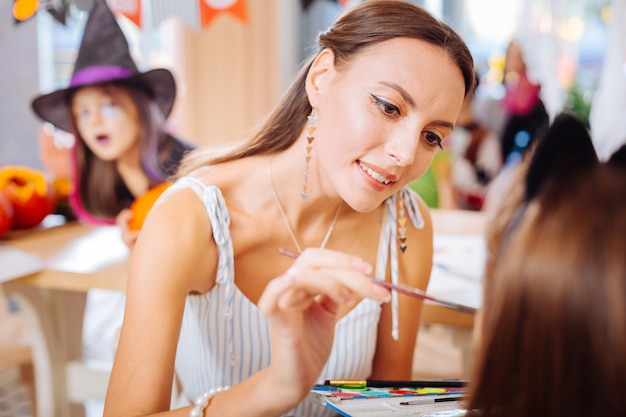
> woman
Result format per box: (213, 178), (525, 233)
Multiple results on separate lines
(467, 113), (626, 417)
(104, 1), (475, 416)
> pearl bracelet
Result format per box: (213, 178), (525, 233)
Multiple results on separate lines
(189, 386), (230, 417)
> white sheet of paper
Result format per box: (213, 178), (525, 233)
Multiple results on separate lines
(426, 233), (485, 310)
(0, 246), (44, 283)
(324, 394), (466, 417)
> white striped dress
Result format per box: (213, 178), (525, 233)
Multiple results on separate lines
(171, 175), (424, 417)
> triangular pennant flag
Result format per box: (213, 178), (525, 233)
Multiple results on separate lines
(43, 0), (69, 25)
(301, 0), (347, 11)
(46, 7), (66, 24)
(200, 0), (247, 29)
(108, 0), (141, 28)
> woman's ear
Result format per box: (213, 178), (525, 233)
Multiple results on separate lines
(305, 48), (335, 107)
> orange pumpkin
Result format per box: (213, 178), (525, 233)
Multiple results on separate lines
(0, 191), (13, 238)
(0, 166), (55, 229)
(128, 182), (172, 231)
(52, 177), (72, 200)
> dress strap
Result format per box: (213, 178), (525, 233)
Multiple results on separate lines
(171, 176), (237, 365)
(376, 188), (424, 340)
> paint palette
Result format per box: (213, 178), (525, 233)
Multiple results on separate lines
(307, 385), (467, 417)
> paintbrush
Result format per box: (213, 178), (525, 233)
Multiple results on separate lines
(278, 247), (476, 315)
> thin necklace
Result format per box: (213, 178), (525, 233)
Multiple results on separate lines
(267, 156), (341, 253)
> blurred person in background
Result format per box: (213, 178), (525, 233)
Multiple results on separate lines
(449, 73), (501, 210)
(499, 41), (549, 168)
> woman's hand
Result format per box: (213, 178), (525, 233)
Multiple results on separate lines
(115, 208), (139, 249)
(257, 248), (391, 404)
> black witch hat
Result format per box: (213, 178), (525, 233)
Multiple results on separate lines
(31, 0), (176, 132)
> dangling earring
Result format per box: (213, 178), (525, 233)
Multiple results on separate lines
(303, 108), (317, 201)
(398, 197), (407, 253)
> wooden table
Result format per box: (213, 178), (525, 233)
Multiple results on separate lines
(1, 217), (129, 417)
(0, 209), (484, 416)
(2, 218), (128, 292)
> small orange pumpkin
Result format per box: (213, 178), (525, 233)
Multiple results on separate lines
(52, 177), (72, 200)
(0, 166), (56, 229)
(128, 182), (172, 231)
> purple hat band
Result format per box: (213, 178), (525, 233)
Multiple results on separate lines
(70, 66), (135, 87)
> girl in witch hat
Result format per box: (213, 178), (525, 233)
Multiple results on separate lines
(31, 0), (193, 246)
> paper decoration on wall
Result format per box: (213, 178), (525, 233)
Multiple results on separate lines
(12, 0), (70, 25)
(200, 0), (247, 28)
(300, 0), (352, 11)
(109, 0), (247, 31)
(108, 0), (140, 27)
(10, 0), (247, 31)
(12, 0), (39, 22)
(45, 0), (69, 24)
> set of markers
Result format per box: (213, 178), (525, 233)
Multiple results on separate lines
(307, 380), (467, 417)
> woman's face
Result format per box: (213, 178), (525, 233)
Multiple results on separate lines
(71, 84), (141, 162)
(308, 37), (466, 212)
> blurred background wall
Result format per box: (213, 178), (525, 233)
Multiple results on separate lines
(0, 0), (615, 167)
(0, 11), (41, 169)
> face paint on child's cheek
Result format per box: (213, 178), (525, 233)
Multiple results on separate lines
(100, 104), (124, 119)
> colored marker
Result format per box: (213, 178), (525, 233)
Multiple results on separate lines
(323, 379), (467, 388)
(399, 394), (465, 406)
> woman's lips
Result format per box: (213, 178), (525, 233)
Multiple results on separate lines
(357, 160), (395, 192)
(357, 160), (394, 184)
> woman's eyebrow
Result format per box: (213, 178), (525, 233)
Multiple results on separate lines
(377, 81), (456, 130)
(431, 120), (455, 130)
(379, 81), (415, 108)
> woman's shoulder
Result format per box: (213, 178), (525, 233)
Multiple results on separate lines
(171, 167), (221, 193)
(153, 176), (216, 221)
(174, 158), (253, 194)
(134, 179), (219, 293)
(166, 167), (235, 219)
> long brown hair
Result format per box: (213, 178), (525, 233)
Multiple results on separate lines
(467, 139), (626, 415)
(71, 83), (191, 223)
(177, 0), (475, 175)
